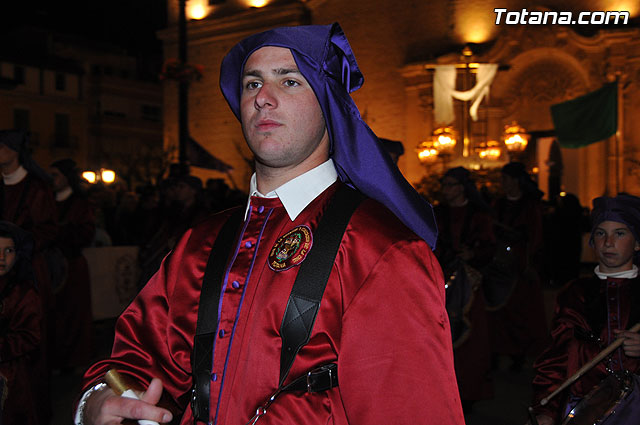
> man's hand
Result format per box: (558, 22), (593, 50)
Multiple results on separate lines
(83, 378), (173, 425)
(614, 329), (640, 357)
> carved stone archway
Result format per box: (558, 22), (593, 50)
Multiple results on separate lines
(402, 22), (640, 205)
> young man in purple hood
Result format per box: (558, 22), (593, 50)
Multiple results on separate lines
(75, 23), (464, 425)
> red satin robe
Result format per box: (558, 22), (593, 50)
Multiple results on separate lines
(1, 173), (57, 423)
(81, 183), (464, 424)
(435, 203), (495, 403)
(0, 276), (43, 425)
(488, 196), (548, 357)
(532, 276), (640, 422)
(53, 192), (96, 369)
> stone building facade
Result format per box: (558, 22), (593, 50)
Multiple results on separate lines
(159, 0), (640, 206)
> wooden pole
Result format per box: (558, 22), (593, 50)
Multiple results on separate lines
(178, 0), (189, 172)
(616, 75), (623, 195)
(540, 322), (640, 406)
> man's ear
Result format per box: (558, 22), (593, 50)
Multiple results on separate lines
(635, 240), (640, 252)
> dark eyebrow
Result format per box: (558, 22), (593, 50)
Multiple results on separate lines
(595, 226), (629, 232)
(274, 67), (300, 75)
(242, 67), (301, 79)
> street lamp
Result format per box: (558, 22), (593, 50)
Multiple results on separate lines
(101, 169), (116, 184)
(82, 168), (116, 185)
(82, 171), (96, 184)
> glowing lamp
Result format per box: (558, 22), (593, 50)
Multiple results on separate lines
(476, 140), (502, 160)
(101, 169), (116, 184)
(503, 121), (530, 152)
(416, 140), (439, 164)
(432, 126), (458, 155)
(82, 171), (96, 184)
(189, 4), (207, 19)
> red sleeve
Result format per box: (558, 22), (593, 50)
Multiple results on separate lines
(27, 181), (58, 253)
(339, 239), (465, 424)
(531, 283), (590, 421)
(58, 197), (96, 255)
(80, 227), (199, 413)
(0, 285), (42, 361)
(468, 210), (496, 268)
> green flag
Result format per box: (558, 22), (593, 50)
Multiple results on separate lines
(550, 82), (617, 148)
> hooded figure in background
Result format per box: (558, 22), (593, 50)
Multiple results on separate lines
(0, 221), (43, 425)
(76, 23), (463, 425)
(486, 161), (548, 371)
(49, 158), (96, 373)
(0, 130), (57, 423)
(434, 166), (495, 410)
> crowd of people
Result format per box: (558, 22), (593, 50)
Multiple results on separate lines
(1, 22), (639, 425)
(0, 129), (246, 425)
(431, 163), (587, 415)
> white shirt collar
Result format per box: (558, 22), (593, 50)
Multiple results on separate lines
(245, 159), (338, 221)
(594, 264), (639, 280)
(2, 165), (28, 186)
(55, 186), (73, 202)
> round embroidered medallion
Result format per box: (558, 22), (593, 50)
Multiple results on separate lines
(268, 225), (313, 271)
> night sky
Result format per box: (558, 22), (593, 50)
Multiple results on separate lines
(2, 1), (167, 59)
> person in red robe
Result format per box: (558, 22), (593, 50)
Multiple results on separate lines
(0, 130), (57, 423)
(50, 158), (96, 373)
(529, 194), (640, 425)
(0, 221), (43, 425)
(486, 162), (549, 370)
(74, 24), (463, 425)
(435, 167), (495, 411)
(138, 174), (209, 289)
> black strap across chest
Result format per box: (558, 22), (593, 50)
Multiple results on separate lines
(191, 185), (365, 423)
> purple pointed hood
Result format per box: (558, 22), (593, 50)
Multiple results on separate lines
(219, 22), (438, 249)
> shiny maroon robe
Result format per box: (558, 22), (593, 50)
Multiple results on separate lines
(532, 276), (640, 422)
(1, 175), (57, 297)
(82, 183), (464, 424)
(488, 196), (548, 357)
(435, 203), (495, 403)
(0, 276), (43, 425)
(53, 192), (95, 369)
(1, 173), (56, 423)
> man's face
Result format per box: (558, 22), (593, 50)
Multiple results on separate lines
(240, 46), (329, 173)
(49, 167), (69, 192)
(441, 176), (465, 206)
(173, 181), (196, 205)
(592, 220), (640, 273)
(0, 144), (19, 168)
(0, 236), (17, 276)
(501, 173), (520, 197)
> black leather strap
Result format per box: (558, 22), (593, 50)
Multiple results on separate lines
(191, 208), (244, 423)
(191, 185), (365, 423)
(281, 363), (339, 393)
(278, 185), (365, 386)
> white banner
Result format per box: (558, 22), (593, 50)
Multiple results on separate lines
(83, 246), (140, 320)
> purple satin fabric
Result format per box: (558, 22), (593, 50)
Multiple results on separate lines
(219, 23), (439, 249)
(590, 194), (640, 244)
